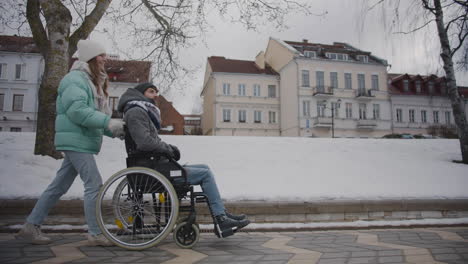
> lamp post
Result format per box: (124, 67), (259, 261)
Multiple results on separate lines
(330, 99), (341, 138)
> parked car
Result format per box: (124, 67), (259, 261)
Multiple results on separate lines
(401, 134), (414, 139)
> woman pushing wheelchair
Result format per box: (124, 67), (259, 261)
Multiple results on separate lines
(116, 83), (250, 238)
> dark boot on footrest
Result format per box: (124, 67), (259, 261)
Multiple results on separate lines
(215, 214), (250, 238)
(225, 211), (247, 221)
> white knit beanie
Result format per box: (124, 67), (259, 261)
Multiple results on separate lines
(77, 39), (106, 62)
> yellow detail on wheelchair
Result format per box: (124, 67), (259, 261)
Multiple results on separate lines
(159, 193), (165, 203)
(115, 219), (124, 229)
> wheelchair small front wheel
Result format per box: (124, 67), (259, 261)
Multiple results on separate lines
(173, 221), (200, 249)
(96, 167), (179, 250)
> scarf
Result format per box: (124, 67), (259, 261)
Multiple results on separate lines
(70, 61), (111, 115)
(126, 100), (162, 130)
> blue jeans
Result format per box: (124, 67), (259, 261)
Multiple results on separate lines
(183, 164), (225, 216)
(27, 151), (103, 235)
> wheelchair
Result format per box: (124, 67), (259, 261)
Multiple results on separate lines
(96, 133), (236, 250)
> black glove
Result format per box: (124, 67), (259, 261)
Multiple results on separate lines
(169, 144), (180, 161)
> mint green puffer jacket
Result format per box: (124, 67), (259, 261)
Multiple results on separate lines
(54, 69), (111, 154)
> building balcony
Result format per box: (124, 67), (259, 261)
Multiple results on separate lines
(313, 116), (333, 127)
(357, 119), (377, 128)
(355, 89), (375, 100)
(313, 86), (334, 97)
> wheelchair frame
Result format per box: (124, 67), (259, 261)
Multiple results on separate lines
(96, 153), (233, 250)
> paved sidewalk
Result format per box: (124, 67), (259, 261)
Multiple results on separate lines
(1, 227), (468, 264)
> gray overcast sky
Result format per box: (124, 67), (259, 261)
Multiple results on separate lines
(69, 1), (468, 114)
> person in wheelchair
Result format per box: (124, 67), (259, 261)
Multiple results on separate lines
(116, 82), (250, 236)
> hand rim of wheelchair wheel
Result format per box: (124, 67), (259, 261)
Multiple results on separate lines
(173, 221), (200, 249)
(96, 167), (179, 250)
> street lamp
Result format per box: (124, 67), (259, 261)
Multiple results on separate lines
(324, 99), (341, 138)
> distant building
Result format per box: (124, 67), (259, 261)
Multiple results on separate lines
(388, 73), (468, 135)
(156, 96), (184, 135)
(0, 35), (43, 132)
(106, 58), (152, 118)
(183, 114), (202, 135)
(201, 55), (280, 136)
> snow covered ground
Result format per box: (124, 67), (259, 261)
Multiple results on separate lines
(0, 132), (467, 201)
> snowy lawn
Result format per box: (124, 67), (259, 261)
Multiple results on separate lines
(0, 132), (467, 201)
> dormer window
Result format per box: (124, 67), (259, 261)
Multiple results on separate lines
(304, 51), (316, 58)
(403, 80), (409, 92)
(428, 81), (434, 94)
(415, 80), (421, 93)
(357, 55), (368, 63)
(325, 52), (348, 61)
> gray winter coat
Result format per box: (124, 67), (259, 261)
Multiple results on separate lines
(117, 88), (173, 155)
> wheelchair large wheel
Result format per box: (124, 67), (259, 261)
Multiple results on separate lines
(96, 167), (179, 250)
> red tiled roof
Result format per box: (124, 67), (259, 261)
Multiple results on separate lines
(208, 56), (278, 75)
(0, 35), (40, 53)
(106, 59), (151, 83)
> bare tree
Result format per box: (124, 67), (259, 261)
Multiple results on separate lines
(1, 0), (314, 159)
(369, 0), (468, 163)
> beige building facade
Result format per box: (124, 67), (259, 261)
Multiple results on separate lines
(201, 56), (280, 136)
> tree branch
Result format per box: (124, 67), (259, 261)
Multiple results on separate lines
(393, 19), (434, 34)
(69, 0), (112, 58)
(26, 0), (48, 57)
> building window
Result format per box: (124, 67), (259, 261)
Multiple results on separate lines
(326, 53), (348, 61)
(254, 110), (262, 123)
(344, 73), (352, 89)
(238, 110), (246, 123)
(403, 80), (409, 92)
(268, 85), (276, 98)
(371, 74), (379, 90)
(396, 108), (402, 122)
(10, 127), (22, 132)
(428, 81), (434, 94)
(223, 109), (231, 122)
(109, 97), (118, 112)
(304, 51), (316, 58)
(445, 111), (451, 124)
(317, 102), (326, 117)
(345, 103), (352, 119)
(306, 119), (310, 128)
(356, 55), (368, 63)
(372, 104), (380, 120)
(0, 127), (2, 131)
(316, 71), (324, 91)
(268, 111), (276, 124)
(409, 109), (415, 123)
(433, 111), (439, 124)
(0, 94), (4, 111)
(222, 83), (230, 95)
(421, 110), (427, 123)
(0, 63), (7, 79)
(238, 84), (246, 96)
(359, 103), (367, 120)
(415, 80), (421, 93)
(330, 72), (338, 89)
(253, 84), (261, 97)
(357, 74), (365, 92)
(303, 101), (310, 117)
(301, 70), (310, 87)
(15, 64), (25, 80)
(13, 94), (24, 111)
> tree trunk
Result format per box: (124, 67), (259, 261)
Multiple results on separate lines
(33, 0), (72, 159)
(432, 0), (468, 163)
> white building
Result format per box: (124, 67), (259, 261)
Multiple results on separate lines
(265, 38), (393, 138)
(0, 35), (44, 132)
(201, 55), (281, 136)
(388, 73), (467, 136)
